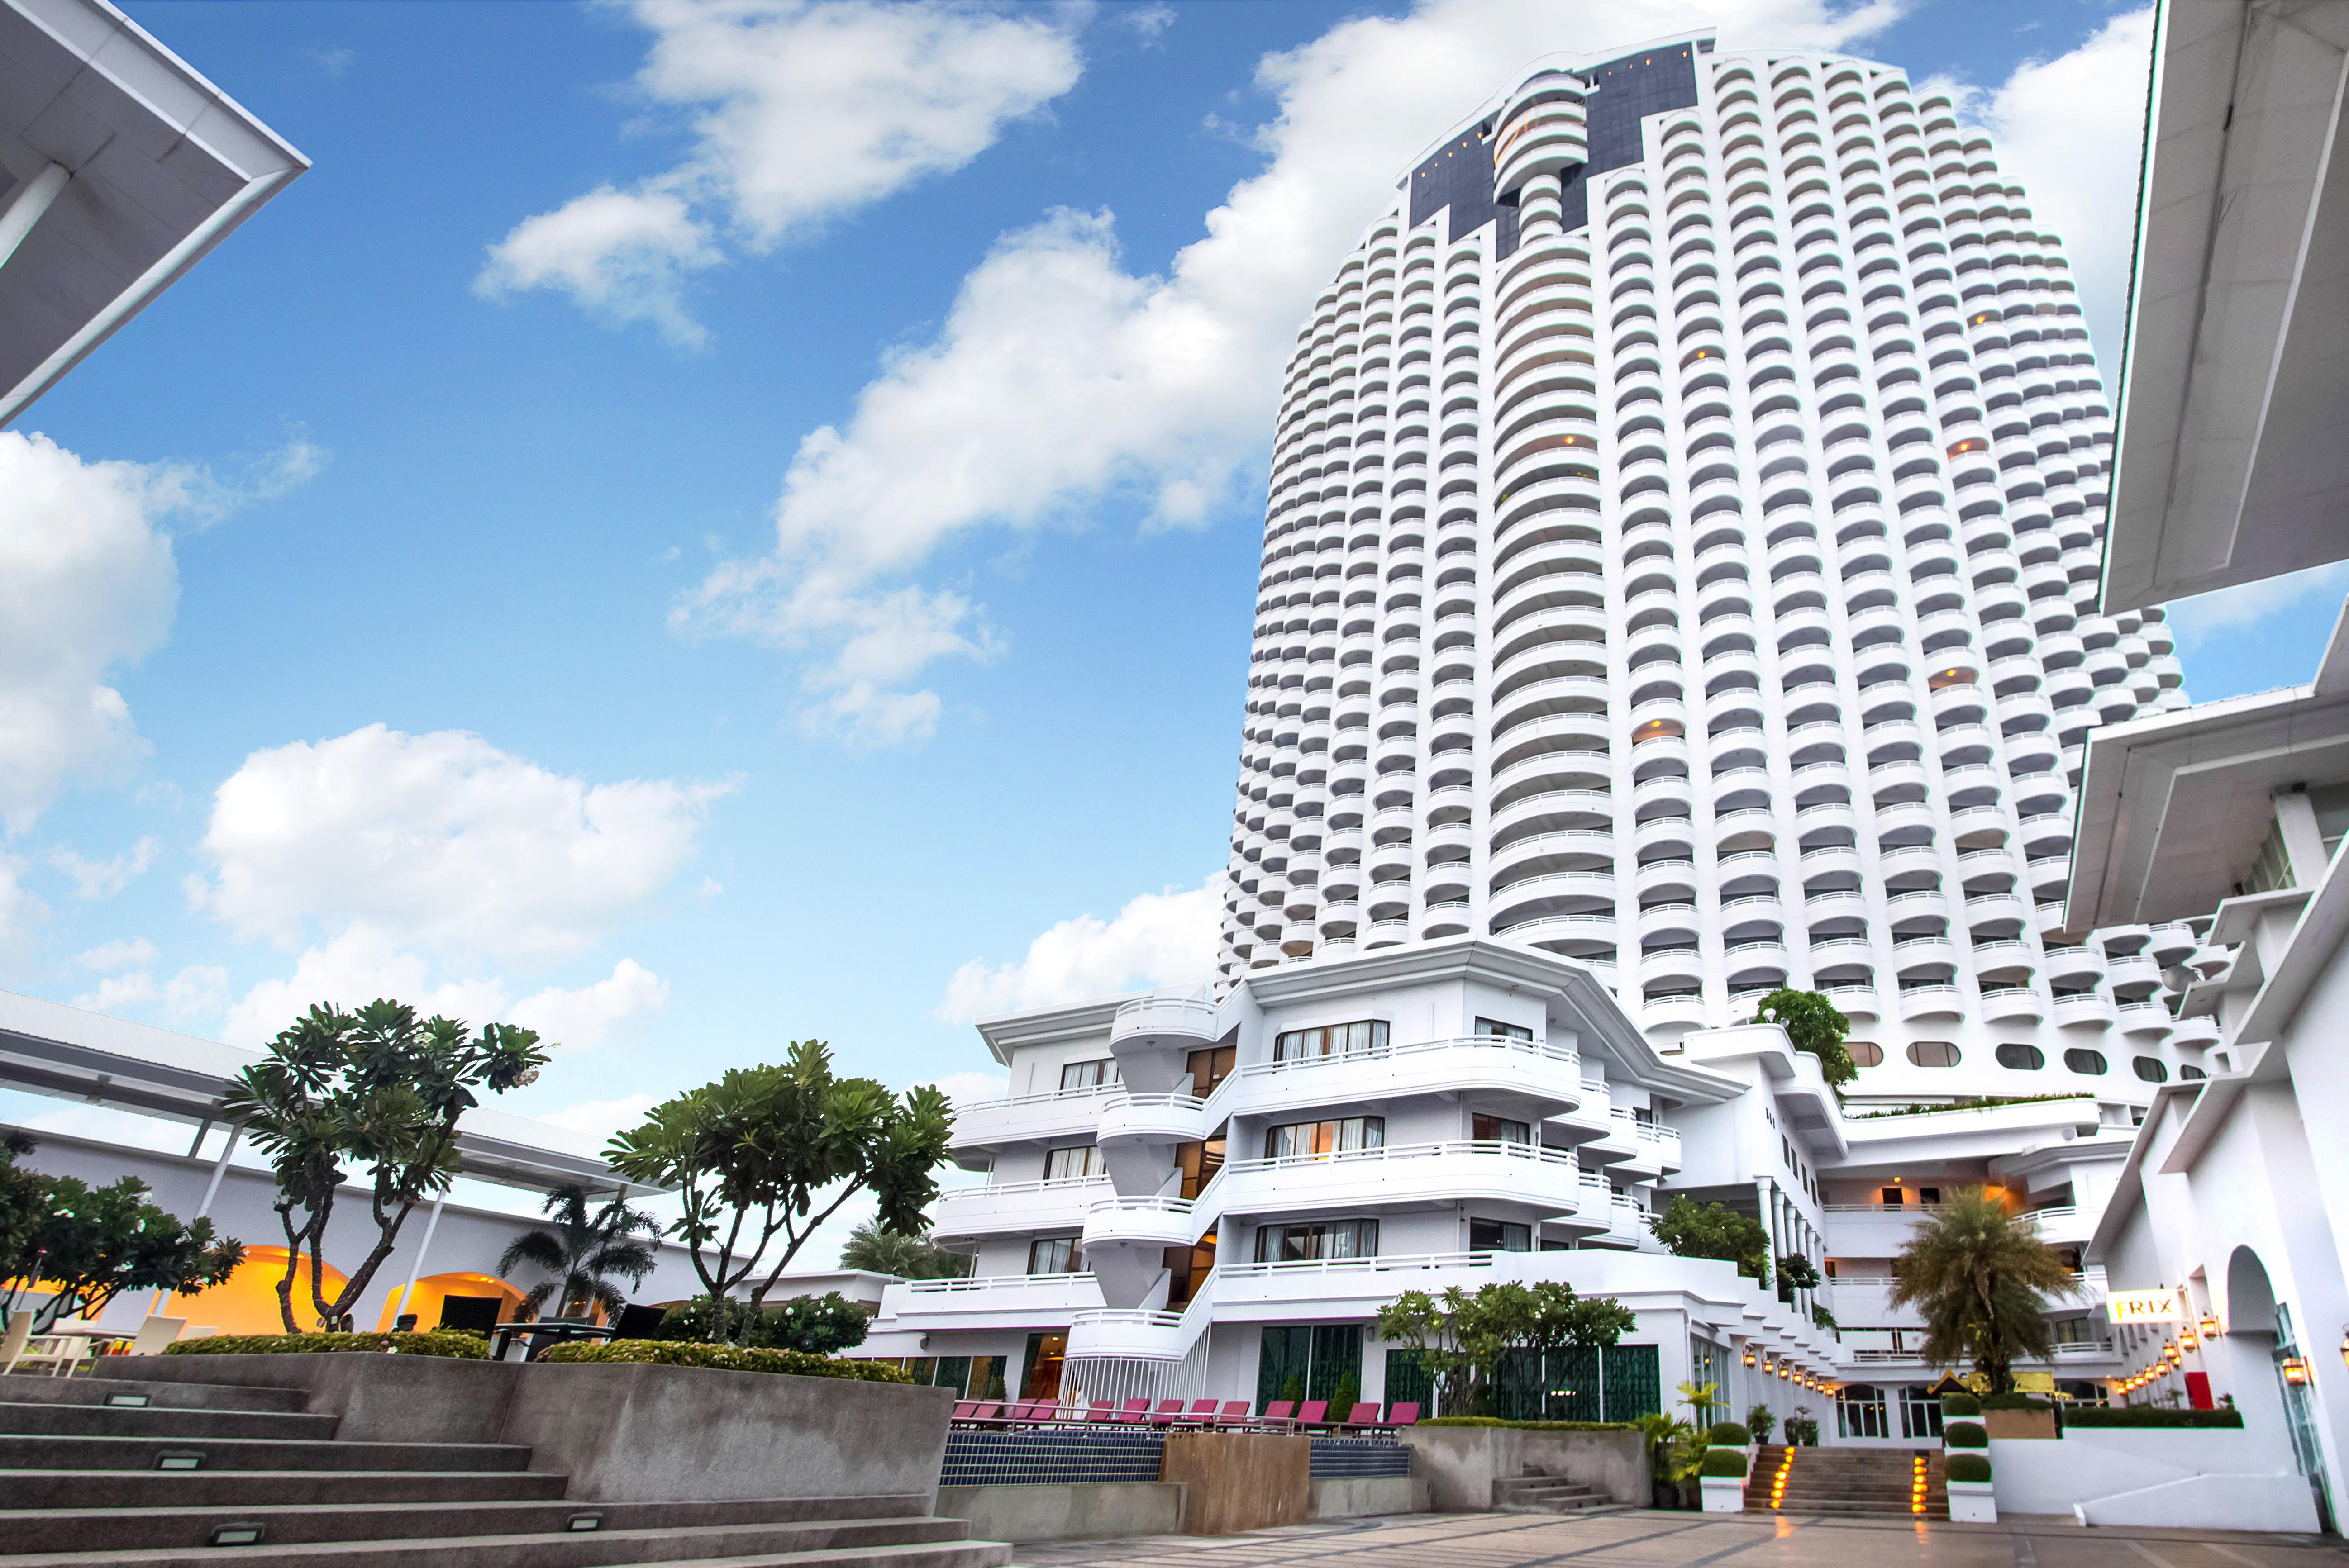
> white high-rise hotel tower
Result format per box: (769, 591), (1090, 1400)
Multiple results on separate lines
(1220, 34), (2195, 1094)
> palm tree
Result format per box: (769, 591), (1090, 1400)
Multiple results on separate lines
(839, 1219), (972, 1279)
(1888, 1186), (2079, 1392)
(496, 1184), (662, 1322)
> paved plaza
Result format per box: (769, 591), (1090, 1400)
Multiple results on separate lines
(1011, 1511), (2345, 1568)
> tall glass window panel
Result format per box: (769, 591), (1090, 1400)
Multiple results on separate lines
(1043, 1144), (1105, 1181)
(1264, 1116), (1385, 1159)
(1472, 1113), (1532, 1144)
(1273, 1020), (1391, 1061)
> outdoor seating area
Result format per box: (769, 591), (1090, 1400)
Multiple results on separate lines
(947, 1397), (1421, 1436)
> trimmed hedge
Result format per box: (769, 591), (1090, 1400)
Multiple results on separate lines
(2064, 1406), (2243, 1429)
(1945, 1453), (1992, 1484)
(1941, 1392), (1982, 1416)
(1419, 1417), (1635, 1431)
(1943, 1420), (1989, 1449)
(1699, 1448), (1750, 1478)
(1981, 1394), (2053, 1412)
(534, 1339), (911, 1382)
(1706, 1421), (1751, 1446)
(164, 1330), (487, 1359)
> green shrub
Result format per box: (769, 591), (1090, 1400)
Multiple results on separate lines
(163, 1330), (487, 1359)
(1706, 1421), (1751, 1445)
(1943, 1420), (1988, 1448)
(1941, 1392), (1982, 1416)
(535, 1338), (911, 1382)
(1419, 1417), (1635, 1431)
(1745, 1403), (1776, 1444)
(2064, 1406), (2243, 1429)
(1699, 1448), (1749, 1478)
(1945, 1453), (1992, 1484)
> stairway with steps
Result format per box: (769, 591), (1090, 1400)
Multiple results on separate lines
(0, 1372), (1010, 1567)
(1492, 1469), (1614, 1514)
(1743, 1444), (1947, 1520)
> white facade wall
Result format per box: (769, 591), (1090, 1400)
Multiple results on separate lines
(1219, 36), (2207, 1106)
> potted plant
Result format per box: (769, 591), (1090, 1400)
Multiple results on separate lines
(1699, 1445), (1749, 1512)
(1943, 1416), (1995, 1522)
(1944, 1452), (1996, 1522)
(1709, 1418), (1755, 1470)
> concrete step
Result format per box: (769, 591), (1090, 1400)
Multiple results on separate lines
(0, 1434), (532, 1473)
(0, 1496), (939, 1554)
(0, 1380), (309, 1415)
(0, 1470), (570, 1511)
(0, 1517), (987, 1568)
(587, 1545), (1010, 1568)
(0, 1402), (338, 1441)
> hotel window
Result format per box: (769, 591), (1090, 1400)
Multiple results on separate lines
(1897, 1385), (1944, 1440)
(1879, 1187), (1905, 1206)
(2131, 1056), (2168, 1084)
(1043, 1144), (1106, 1181)
(1274, 1019), (1390, 1061)
(1059, 1058), (1118, 1092)
(1264, 1116), (1385, 1159)
(2063, 1048), (2107, 1076)
(1254, 1217), (1379, 1262)
(1996, 1043), (2044, 1070)
(1472, 1113), (1531, 1145)
(1027, 1236), (1084, 1275)
(1468, 1217), (1532, 1253)
(1906, 1041), (1961, 1067)
(1474, 1017), (1535, 1041)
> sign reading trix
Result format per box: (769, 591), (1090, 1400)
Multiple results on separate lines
(2106, 1288), (2184, 1324)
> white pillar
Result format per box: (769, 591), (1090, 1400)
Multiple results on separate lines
(391, 1191), (449, 1327)
(0, 163), (68, 269)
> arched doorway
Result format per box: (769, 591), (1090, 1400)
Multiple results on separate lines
(375, 1272), (524, 1333)
(2225, 1245), (2332, 1530)
(165, 1247), (348, 1335)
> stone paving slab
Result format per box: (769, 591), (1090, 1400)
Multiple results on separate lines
(1007, 1509), (2346, 1568)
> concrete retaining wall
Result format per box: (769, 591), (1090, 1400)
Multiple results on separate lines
(1989, 1429), (2319, 1532)
(935, 1482), (1186, 1541)
(1310, 1476), (1429, 1520)
(98, 1354), (953, 1506)
(1402, 1425), (1649, 1511)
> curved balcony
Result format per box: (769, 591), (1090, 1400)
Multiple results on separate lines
(2042, 944), (2105, 988)
(2116, 999), (2173, 1037)
(1085, 1138), (1593, 1257)
(934, 1175), (1111, 1245)
(951, 1083), (1122, 1152)
(1978, 985), (2044, 1023)
(1897, 983), (1964, 1021)
(2036, 985), (2114, 1027)
(1820, 983), (1880, 1021)
(2166, 1015), (2221, 1051)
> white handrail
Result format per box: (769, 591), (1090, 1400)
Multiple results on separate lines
(938, 1174), (1112, 1203)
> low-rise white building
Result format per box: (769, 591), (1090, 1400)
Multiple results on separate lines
(867, 937), (2136, 1433)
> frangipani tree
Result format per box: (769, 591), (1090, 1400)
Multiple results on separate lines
(607, 1040), (954, 1322)
(224, 1000), (547, 1333)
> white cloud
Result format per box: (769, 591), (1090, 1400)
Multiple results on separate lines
(48, 836), (160, 900)
(536, 1092), (659, 1144)
(162, 964), (229, 1022)
(939, 877), (1222, 1022)
(476, 187), (721, 349)
(218, 926), (669, 1051)
(920, 1069), (1011, 1107)
(509, 958), (670, 1049)
(1939, 8), (2156, 361)
(478, 0), (1084, 344)
(680, 0), (1903, 739)
(221, 924), (512, 1045)
(75, 937), (157, 973)
(2165, 561), (2349, 653)
(0, 433), (180, 833)
(193, 724), (729, 966)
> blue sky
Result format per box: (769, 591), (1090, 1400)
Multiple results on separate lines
(5, 0), (2323, 1233)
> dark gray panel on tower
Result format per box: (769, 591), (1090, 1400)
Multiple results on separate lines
(1561, 43), (1701, 235)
